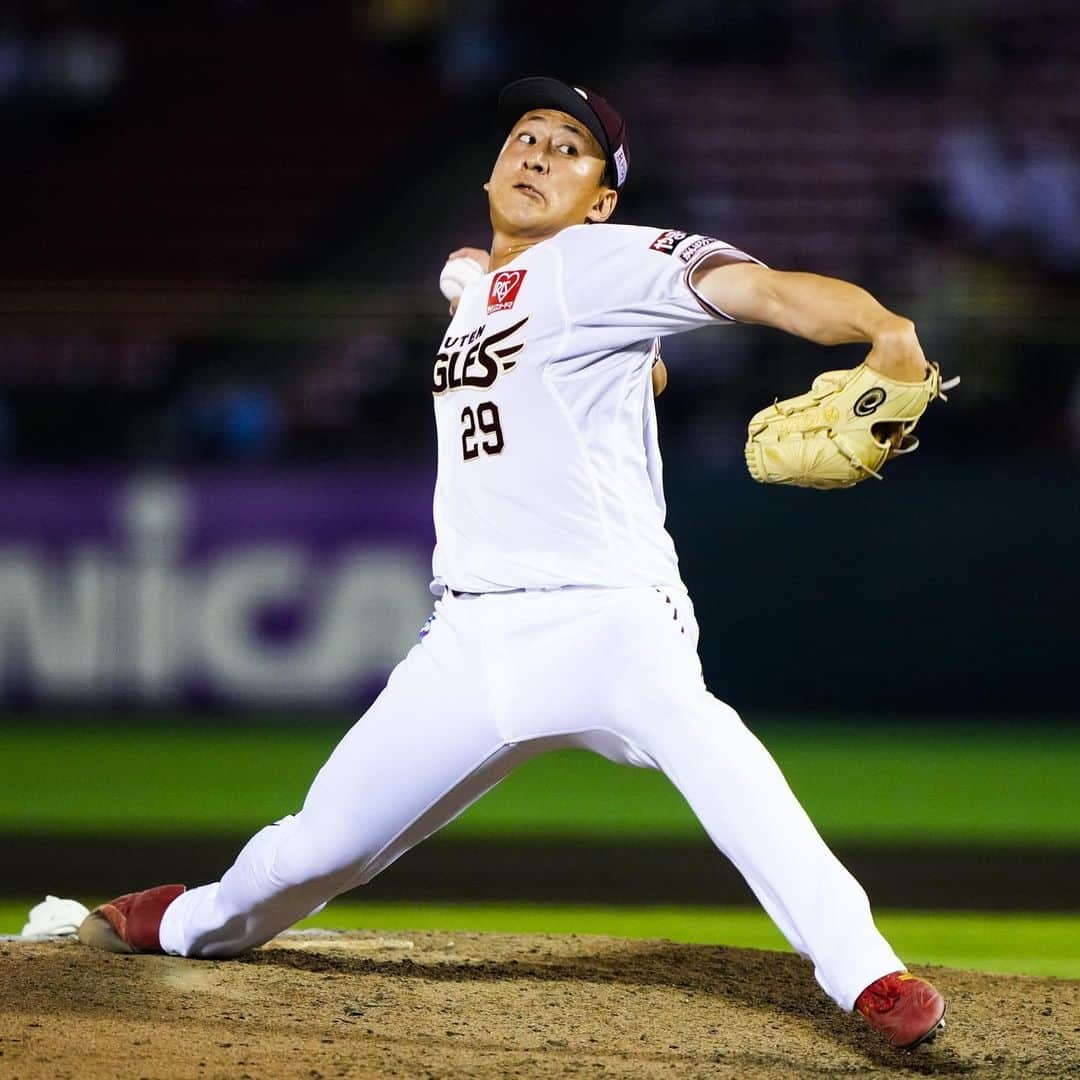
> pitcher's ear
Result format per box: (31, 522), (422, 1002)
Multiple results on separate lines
(585, 188), (618, 224)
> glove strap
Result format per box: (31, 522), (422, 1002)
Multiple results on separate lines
(833, 434), (885, 480)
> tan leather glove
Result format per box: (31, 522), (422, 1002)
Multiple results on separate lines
(745, 362), (957, 489)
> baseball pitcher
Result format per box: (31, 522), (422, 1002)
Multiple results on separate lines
(80, 77), (949, 1051)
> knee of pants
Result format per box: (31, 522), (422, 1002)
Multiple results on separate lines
(266, 812), (381, 896)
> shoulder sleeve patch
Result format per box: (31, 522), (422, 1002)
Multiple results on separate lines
(648, 230), (739, 263)
(678, 235), (727, 263)
(648, 229), (690, 255)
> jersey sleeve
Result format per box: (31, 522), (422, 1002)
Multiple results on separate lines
(553, 223), (764, 346)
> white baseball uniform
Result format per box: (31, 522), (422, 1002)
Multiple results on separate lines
(160, 224), (904, 1010)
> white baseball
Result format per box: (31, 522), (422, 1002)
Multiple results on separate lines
(439, 256), (486, 302)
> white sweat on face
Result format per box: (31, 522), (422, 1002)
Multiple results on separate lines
(429, 223), (759, 594)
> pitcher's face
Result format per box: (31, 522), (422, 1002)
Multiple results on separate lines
(486, 109), (616, 237)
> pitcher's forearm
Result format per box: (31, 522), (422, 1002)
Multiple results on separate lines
(693, 263), (929, 381)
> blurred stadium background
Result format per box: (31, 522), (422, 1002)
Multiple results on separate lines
(1, 1), (1078, 973)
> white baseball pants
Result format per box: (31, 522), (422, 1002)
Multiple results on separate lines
(159, 585), (903, 1010)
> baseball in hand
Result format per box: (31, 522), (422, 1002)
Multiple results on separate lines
(439, 256), (486, 302)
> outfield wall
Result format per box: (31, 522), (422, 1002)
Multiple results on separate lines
(666, 458), (1080, 715)
(0, 462), (1076, 714)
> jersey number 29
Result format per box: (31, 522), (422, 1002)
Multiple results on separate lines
(461, 402), (504, 460)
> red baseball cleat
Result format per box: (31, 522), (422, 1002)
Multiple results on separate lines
(855, 971), (946, 1049)
(77, 884), (186, 954)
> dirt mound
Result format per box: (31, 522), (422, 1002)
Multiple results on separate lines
(2, 931), (1076, 1078)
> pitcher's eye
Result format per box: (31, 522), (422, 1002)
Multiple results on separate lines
(559, 145), (578, 155)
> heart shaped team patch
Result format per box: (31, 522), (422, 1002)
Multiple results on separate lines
(488, 270), (527, 314)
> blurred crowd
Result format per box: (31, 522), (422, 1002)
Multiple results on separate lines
(1, 1), (1078, 465)
(0, 2), (125, 113)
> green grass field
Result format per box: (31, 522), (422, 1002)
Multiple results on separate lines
(2, 718), (1078, 844)
(2, 901), (1077, 979)
(4, 717), (1077, 980)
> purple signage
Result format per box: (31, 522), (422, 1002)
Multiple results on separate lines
(0, 470), (436, 707)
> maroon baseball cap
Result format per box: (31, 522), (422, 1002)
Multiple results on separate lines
(497, 76), (629, 189)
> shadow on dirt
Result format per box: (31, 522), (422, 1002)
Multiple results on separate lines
(241, 940), (976, 1074)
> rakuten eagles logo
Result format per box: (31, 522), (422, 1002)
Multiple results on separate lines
(432, 317), (528, 395)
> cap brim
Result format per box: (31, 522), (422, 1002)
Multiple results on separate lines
(497, 77), (612, 164)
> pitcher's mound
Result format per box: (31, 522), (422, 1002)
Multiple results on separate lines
(2, 930), (1076, 1078)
